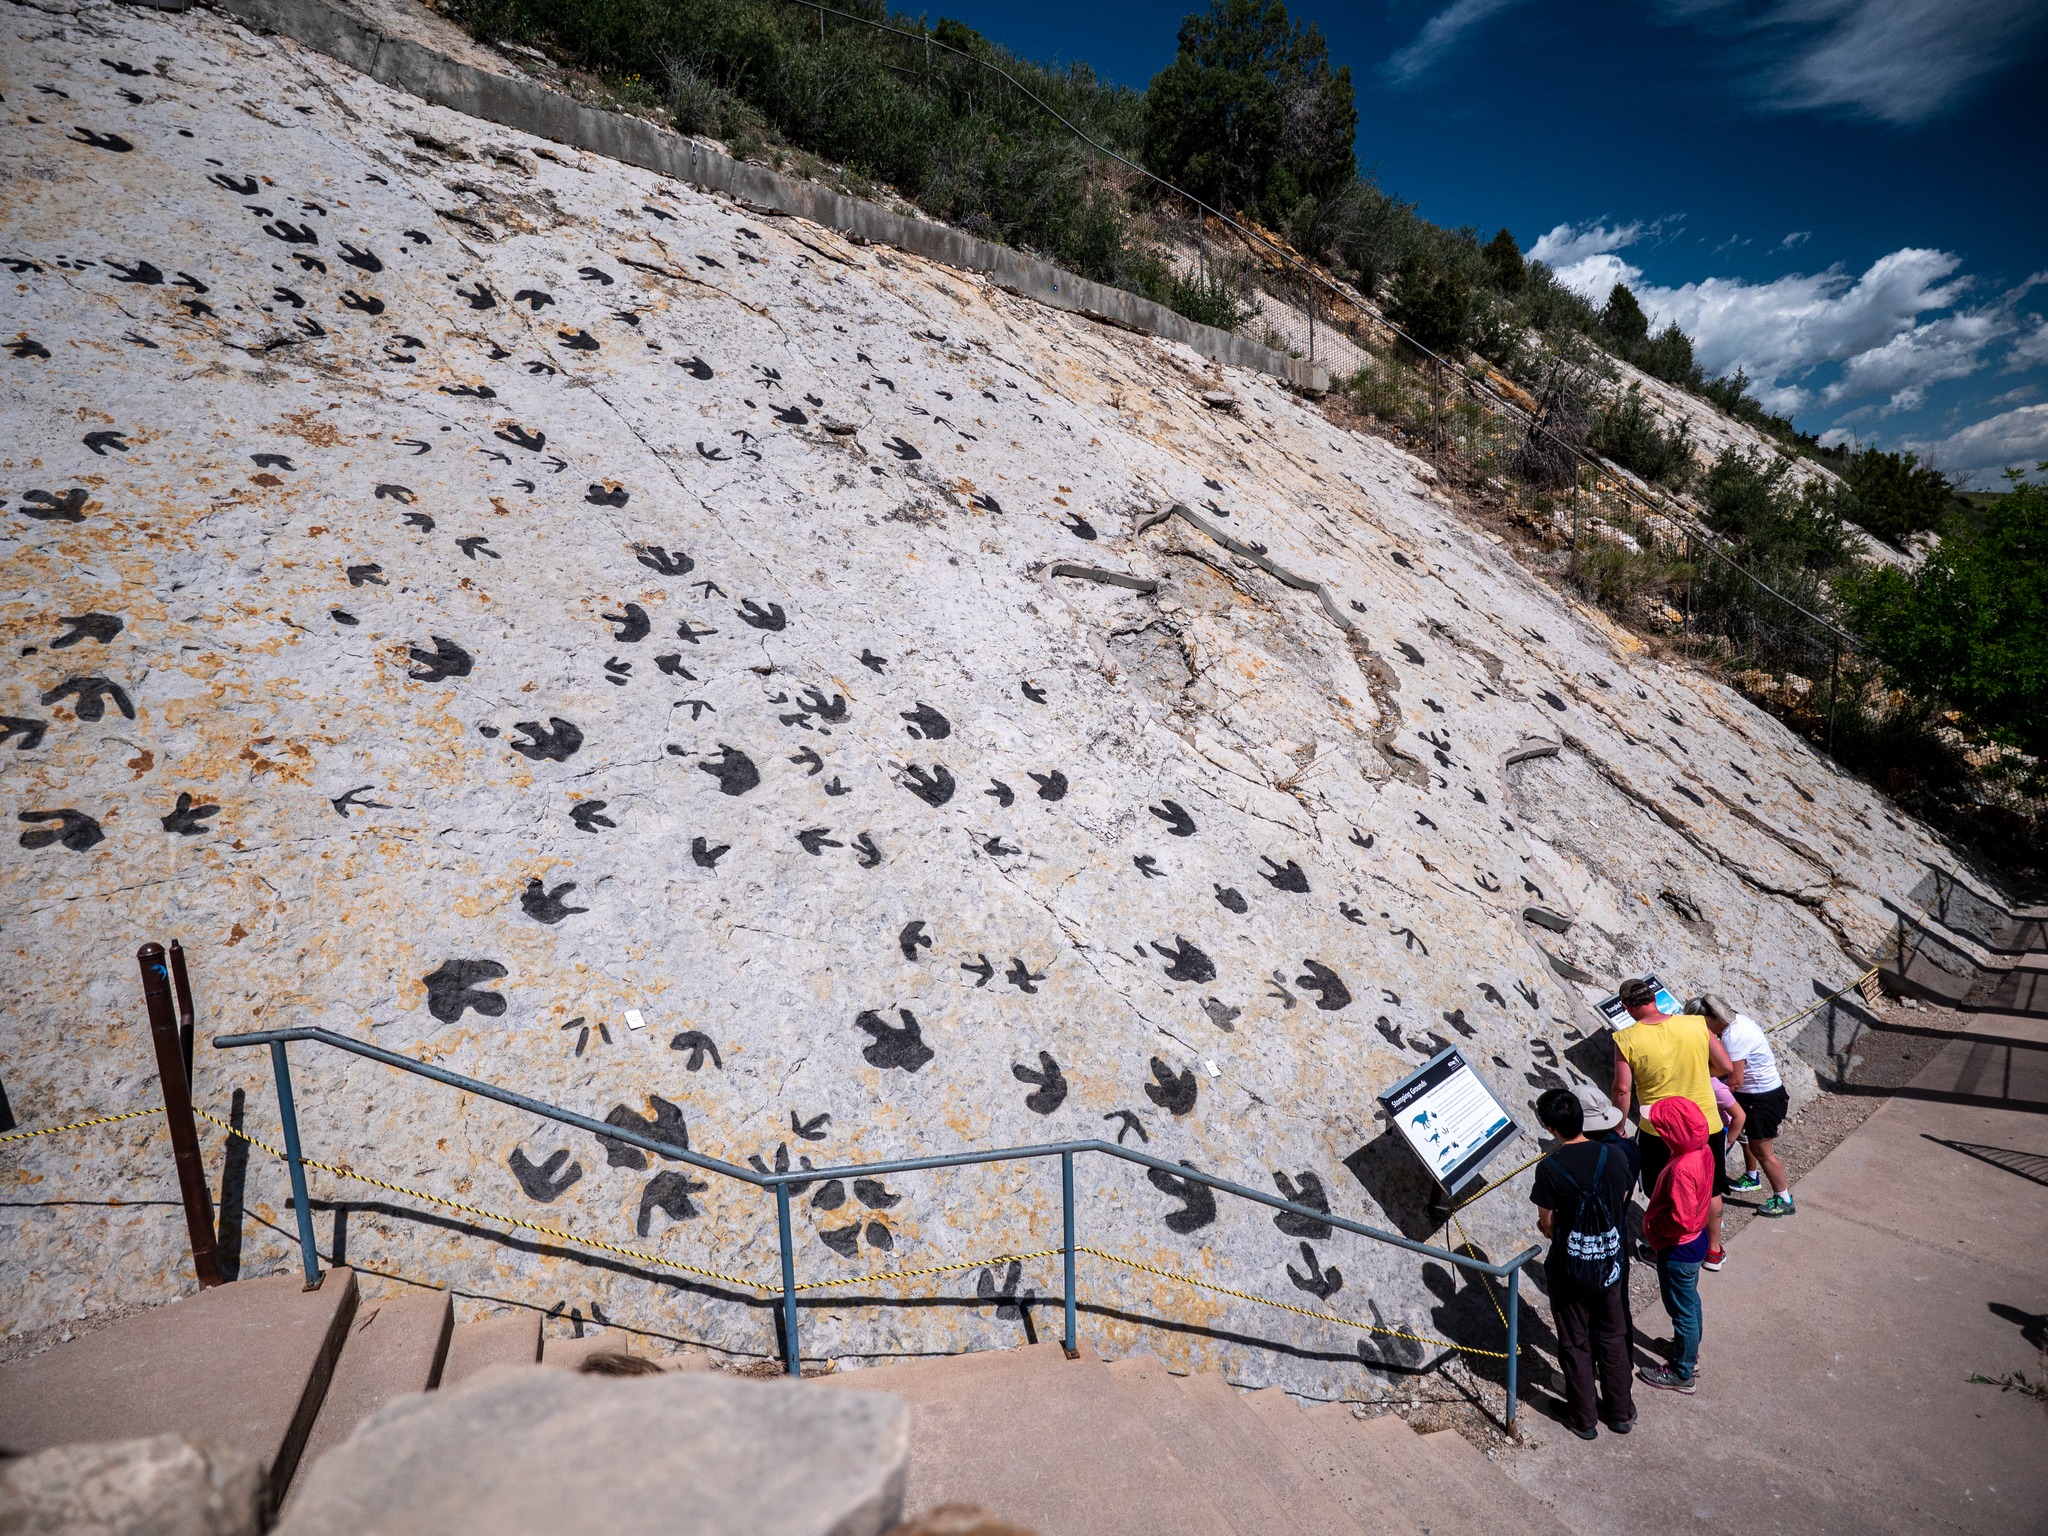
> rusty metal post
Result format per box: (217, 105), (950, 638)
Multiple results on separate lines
(139, 943), (224, 1288)
(168, 939), (196, 1092)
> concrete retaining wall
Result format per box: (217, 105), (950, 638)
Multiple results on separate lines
(205, 0), (1329, 395)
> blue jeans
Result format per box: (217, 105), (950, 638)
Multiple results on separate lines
(1656, 1256), (1703, 1378)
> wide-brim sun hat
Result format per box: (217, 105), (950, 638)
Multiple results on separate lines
(1572, 1081), (1624, 1132)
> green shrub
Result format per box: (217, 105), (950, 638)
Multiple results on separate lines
(1700, 450), (1854, 576)
(451, 0), (1149, 287)
(1836, 470), (2048, 764)
(1387, 249), (1471, 356)
(1576, 533), (1685, 611)
(1845, 446), (1958, 547)
(1140, 259), (1255, 331)
(1588, 387), (1694, 489)
(1519, 262), (1600, 337)
(1342, 359), (1429, 432)
(1633, 322), (1699, 388)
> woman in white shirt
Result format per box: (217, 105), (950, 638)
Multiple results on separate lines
(1702, 995), (1794, 1216)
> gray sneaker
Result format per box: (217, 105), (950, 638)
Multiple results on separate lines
(1759, 1194), (1795, 1217)
(1639, 1364), (1696, 1395)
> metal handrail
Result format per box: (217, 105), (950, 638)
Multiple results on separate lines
(214, 1025), (1536, 1427)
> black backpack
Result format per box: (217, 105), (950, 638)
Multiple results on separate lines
(1548, 1143), (1624, 1289)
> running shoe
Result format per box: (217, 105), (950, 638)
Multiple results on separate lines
(1758, 1194), (1795, 1217)
(1703, 1247), (1726, 1271)
(1729, 1172), (1764, 1193)
(1639, 1364), (1696, 1395)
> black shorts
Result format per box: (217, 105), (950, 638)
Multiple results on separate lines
(1709, 1126), (1729, 1197)
(1735, 1085), (1789, 1141)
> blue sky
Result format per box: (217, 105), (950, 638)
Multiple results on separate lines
(937, 0), (2048, 486)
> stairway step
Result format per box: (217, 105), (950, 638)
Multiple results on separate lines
(1340, 1414), (1483, 1536)
(1174, 1375), (1368, 1536)
(1281, 1400), (1429, 1536)
(1103, 1356), (1293, 1536)
(439, 1312), (542, 1387)
(828, 1343), (1235, 1536)
(289, 1289), (452, 1493)
(1415, 1429), (1572, 1536)
(541, 1333), (711, 1371)
(0, 1267), (358, 1509)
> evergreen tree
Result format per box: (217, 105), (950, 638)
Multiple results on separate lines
(1600, 283), (1650, 351)
(1143, 0), (1356, 224)
(1481, 227), (1525, 293)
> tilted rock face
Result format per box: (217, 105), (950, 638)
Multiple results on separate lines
(0, 1435), (265, 1536)
(2, 0), (1939, 1395)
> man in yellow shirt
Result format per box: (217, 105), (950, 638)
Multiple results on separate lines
(1610, 977), (1736, 1265)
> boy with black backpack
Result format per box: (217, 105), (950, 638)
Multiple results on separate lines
(1532, 1086), (1638, 1438)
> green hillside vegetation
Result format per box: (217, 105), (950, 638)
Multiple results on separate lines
(450, 2), (1733, 417)
(1838, 471), (2048, 767)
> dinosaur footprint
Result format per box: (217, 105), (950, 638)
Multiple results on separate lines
(1012, 1051), (1067, 1114)
(1147, 1162), (1216, 1234)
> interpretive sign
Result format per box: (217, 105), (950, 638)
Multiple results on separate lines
(1378, 1046), (1521, 1195)
(1595, 972), (1681, 1031)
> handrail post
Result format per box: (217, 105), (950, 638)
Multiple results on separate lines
(1505, 1262), (1521, 1435)
(268, 1040), (322, 1289)
(138, 944), (223, 1288)
(168, 939), (196, 1091)
(1061, 1150), (1078, 1356)
(775, 1182), (800, 1376)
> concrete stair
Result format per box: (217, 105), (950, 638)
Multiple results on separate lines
(0, 1281), (1561, 1535)
(291, 1290), (453, 1485)
(0, 1267), (359, 1512)
(440, 1311), (542, 1386)
(830, 1343), (1562, 1536)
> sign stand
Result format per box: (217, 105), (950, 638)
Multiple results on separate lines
(1378, 1046), (1521, 1202)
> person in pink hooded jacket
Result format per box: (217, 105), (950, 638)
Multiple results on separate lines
(1640, 1096), (1713, 1393)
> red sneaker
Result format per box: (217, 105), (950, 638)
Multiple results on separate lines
(1703, 1248), (1726, 1271)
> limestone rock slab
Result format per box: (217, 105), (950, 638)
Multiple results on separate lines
(0, 1436), (265, 1536)
(274, 1367), (908, 1536)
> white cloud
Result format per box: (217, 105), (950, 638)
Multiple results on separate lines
(1531, 221), (2048, 478)
(1906, 404), (2048, 485)
(1664, 0), (2048, 125)
(1529, 220), (1644, 269)
(1819, 304), (2006, 410)
(1543, 230), (2002, 411)
(2008, 314), (2048, 371)
(1780, 231), (1811, 248)
(1384, 0), (1530, 84)
(1649, 249), (1974, 388)
(1545, 251), (1645, 308)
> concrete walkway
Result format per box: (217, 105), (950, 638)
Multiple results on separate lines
(1506, 1017), (2048, 1535)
